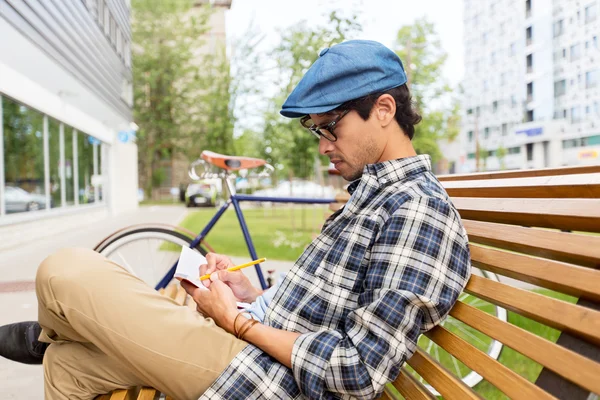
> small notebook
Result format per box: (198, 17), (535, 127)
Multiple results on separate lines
(175, 247), (252, 310)
(174, 246), (208, 289)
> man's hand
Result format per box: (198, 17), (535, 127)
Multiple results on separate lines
(181, 277), (239, 334)
(200, 253), (262, 303)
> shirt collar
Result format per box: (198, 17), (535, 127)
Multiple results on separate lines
(347, 155), (432, 194)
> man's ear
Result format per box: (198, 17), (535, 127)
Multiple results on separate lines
(375, 94), (396, 127)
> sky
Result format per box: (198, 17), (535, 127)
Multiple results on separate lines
(224, 0), (464, 131)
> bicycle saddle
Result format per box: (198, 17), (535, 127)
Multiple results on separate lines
(201, 150), (267, 171)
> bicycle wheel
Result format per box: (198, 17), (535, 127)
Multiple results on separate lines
(408, 268), (506, 395)
(94, 225), (207, 289)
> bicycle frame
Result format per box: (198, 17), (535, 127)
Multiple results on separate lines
(155, 193), (335, 291)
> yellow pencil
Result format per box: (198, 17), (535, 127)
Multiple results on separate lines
(199, 258), (267, 281)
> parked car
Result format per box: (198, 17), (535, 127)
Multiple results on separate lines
(5, 186), (49, 213)
(253, 180), (337, 199)
(185, 183), (217, 207)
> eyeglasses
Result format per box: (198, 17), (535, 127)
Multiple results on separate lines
(299, 110), (350, 142)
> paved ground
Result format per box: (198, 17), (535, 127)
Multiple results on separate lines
(0, 204), (296, 399)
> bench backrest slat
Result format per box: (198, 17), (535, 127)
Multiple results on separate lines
(453, 198), (600, 232)
(406, 349), (483, 399)
(450, 302), (600, 395)
(390, 369), (436, 400)
(470, 244), (600, 301)
(443, 174), (600, 198)
(424, 326), (556, 400)
(464, 220), (600, 268)
(437, 165), (600, 181)
(465, 275), (600, 345)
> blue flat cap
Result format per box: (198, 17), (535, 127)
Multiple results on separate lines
(280, 40), (407, 118)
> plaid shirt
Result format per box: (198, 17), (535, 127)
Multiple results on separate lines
(202, 155), (471, 399)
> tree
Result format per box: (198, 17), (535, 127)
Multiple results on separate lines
(259, 12), (361, 181)
(496, 145), (507, 170)
(132, 0), (211, 196)
(392, 18), (460, 167)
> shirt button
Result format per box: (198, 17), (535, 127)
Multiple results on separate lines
(319, 47), (330, 57)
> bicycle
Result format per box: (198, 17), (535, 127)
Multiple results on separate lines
(93, 150), (506, 395)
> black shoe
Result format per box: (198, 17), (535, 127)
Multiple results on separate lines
(0, 321), (49, 364)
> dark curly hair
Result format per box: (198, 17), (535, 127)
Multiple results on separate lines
(334, 85), (422, 140)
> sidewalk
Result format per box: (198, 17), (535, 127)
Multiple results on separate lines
(0, 204), (295, 399)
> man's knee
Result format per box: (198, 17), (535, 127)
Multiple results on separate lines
(36, 248), (103, 293)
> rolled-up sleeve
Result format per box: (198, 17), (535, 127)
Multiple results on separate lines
(290, 197), (471, 399)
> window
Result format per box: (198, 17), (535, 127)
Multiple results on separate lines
(553, 19), (564, 37)
(526, 54), (533, 73)
(2, 97), (45, 214)
(594, 36), (599, 49)
(526, 110), (534, 122)
(493, 100), (498, 112)
(562, 48), (567, 58)
(571, 106), (582, 123)
(554, 79), (566, 97)
(527, 82), (534, 101)
(585, 4), (598, 24)
(526, 26), (533, 45)
(571, 43), (582, 61)
(510, 42), (516, 56)
(586, 70), (599, 88)
(502, 123), (508, 136)
(0, 96), (105, 217)
(511, 95), (517, 108)
(526, 0), (531, 17)
(484, 127), (490, 139)
(48, 118), (62, 208)
(64, 126), (75, 206)
(526, 143), (533, 161)
(468, 131), (474, 142)
(508, 146), (521, 154)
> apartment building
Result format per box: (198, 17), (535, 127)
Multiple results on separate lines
(459, 0), (600, 173)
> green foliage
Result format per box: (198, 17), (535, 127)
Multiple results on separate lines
(132, 0), (211, 194)
(392, 18), (461, 167)
(259, 12), (361, 180)
(496, 145), (507, 170)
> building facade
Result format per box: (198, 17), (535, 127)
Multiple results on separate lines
(458, 0), (600, 173)
(0, 0), (137, 242)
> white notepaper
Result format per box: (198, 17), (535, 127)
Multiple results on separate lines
(174, 247), (252, 310)
(174, 246), (208, 289)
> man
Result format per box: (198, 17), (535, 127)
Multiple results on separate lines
(0, 40), (471, 399)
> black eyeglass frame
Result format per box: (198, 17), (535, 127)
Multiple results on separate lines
(299, 110), (350, 142)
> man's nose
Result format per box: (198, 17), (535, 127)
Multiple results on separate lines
(318, 137), (335, 155)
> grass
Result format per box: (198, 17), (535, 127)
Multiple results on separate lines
(178, 205), (329, 261)
(471, 289), (577, 399)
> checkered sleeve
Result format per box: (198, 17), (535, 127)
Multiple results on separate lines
(290, 196), (471, 399)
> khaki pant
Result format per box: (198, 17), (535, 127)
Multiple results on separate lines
(36, 248), (248, 400)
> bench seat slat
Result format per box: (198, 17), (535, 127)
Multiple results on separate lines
(450, 301), (600, 394)
(437, 165), (600, 181)
(136, 388), (159, 399)
(390, 369), (436, 400)
(443, 174), (600, 199)
(465, 275), (600, 345)
(470, 244), (600, 301)
(425, 326), (556, 399)
(108, 388), (137, 400)
(453, 198), (600, 233)
(406, 348), (482, 399)
(464, 220), (600, 268)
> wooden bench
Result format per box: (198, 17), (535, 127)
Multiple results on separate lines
(103, 165), (600, 400)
